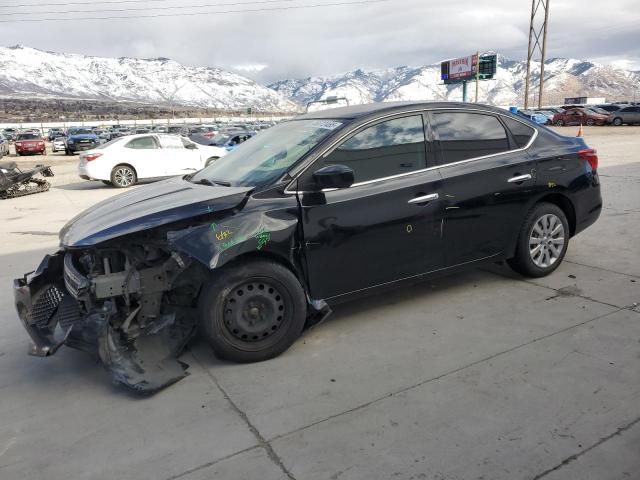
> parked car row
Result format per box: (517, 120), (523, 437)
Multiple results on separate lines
(515, 103), (640, 127)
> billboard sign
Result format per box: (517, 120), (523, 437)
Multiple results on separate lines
(441, 54), (478, 81)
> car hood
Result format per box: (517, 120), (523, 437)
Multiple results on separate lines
(68, 134), (98, 141)
(60, 176), (253, 247)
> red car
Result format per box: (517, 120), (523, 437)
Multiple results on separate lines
(552, 108), (608, 126)
(14, 132), (46, 156)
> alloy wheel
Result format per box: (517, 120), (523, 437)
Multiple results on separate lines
(528, 214), (565, 268)
(113, 167), (135, 187)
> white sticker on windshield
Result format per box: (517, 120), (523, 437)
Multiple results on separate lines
(309, 120), (342, 130)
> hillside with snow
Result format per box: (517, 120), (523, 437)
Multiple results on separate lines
(0, 45), (297, 112)
(270, 56), (640, 107)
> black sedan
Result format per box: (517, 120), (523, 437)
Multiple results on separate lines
(13, 102), (602, 393)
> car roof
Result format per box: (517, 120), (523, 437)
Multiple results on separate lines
(295, 101), (511, 120)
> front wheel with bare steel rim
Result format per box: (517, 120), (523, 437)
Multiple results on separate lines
(507, 202), (570, 278)
(199, 259), (307, 363)
(110, 164), (137, 188)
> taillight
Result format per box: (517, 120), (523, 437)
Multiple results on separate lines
(84, 153), (102, 161)
(578, 148), (598, 171)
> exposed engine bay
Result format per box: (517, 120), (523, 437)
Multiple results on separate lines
(16, 234), (210, 393)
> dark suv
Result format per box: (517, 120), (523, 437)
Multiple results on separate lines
(13, 102), (602, 393)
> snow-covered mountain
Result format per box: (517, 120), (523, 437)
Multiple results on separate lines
(270, 56), (640, 107)
(0, 45), (297, 112)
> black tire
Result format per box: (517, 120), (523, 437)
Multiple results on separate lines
(65, 148), (71, 155)
(555, 119), (565, 126)
(205, 156), (219, 167)
(110, 164), (137, 188)
(507, 202), (570, 278)
(612, 117), (623, 126)
(585, 118), (595, 126)
(199, 259), (307, 363)
(101, 180), (113, 186)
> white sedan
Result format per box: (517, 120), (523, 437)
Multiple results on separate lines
(78, 134), (228, 188)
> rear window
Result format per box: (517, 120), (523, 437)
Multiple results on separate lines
(17, 133), (39, 140)
(501, 117), (536, 149)
(431, 112), (510, 165)
(125, 136), (158, 149)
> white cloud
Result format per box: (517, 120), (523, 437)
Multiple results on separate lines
(0, 0), (638, 82)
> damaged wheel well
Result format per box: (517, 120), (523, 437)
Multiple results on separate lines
(221, 251), (302, 284)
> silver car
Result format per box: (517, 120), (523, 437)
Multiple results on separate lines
(0, 134), (10, 158)
(608, 106), (640, 126)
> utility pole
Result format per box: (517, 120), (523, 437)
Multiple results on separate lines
(475, 51), (480, 102)
(524, 0), (550, 109)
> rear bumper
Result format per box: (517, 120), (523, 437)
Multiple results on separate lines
(573, 173), (602, 236)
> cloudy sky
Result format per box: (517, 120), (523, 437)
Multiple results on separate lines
(1, 0), (639, 83)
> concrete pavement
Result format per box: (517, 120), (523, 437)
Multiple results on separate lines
(0, 127), (638, 480)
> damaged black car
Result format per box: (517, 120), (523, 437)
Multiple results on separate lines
(13, 102), (602, 393)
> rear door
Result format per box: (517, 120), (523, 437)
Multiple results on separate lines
(158, 135), (199, 176)
(430, 110), (538, 266)
(298, 113), (445, 300)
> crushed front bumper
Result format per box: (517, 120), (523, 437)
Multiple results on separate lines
(14, 250), (194, 394)
(13, 253), (83, 357)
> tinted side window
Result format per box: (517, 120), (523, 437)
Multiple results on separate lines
(501, 117), (536, 149)
(621, 107), (634, 112)
(432, 112), (510, 165)
(126, 136), (158, 149)
(323, 115), (426, 183)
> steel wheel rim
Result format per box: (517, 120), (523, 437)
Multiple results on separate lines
(114, 167), (134, 186)
(529, 214), (565, 268)
(222, 279), (287, 343)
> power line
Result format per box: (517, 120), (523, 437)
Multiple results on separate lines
(0, 0), (189, 7)
(2, 0), (299, 16)
(0, 0), (391, 22)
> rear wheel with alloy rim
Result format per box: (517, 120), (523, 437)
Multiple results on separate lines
(508, 202), (569, 277)
(586, 119), (595, 126)
(555, 119), (565, 126)
(199, 259), (306, 363)
(110, 165), (136, 188)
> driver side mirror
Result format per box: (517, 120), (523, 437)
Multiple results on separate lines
(185, 143), (198, 149)
(312, 164), (354, 190)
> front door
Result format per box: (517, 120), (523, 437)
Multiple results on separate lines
(298, 113), (444, 300)
(430, 111), (538, 266)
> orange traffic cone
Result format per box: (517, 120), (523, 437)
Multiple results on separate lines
(577, 124), (584, 137)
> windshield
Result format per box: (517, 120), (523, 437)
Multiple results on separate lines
(210, 133), (231, 145)
(190, 119), (343, 188)
(69, 128), (93, 135)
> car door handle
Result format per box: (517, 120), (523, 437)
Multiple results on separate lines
(507, 174), (532, 183)
(408, 193), (439, 204)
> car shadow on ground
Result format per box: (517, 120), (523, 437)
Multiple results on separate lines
(56, 179), (157, 191)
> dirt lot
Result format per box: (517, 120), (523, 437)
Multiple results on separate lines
(0, 126), (638, 480)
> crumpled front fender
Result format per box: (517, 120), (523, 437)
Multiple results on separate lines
(168, 208), (299, 271)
